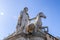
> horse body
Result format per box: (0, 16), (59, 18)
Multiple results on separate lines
(35, 15), (42, 27)
(34, 12), (46, 32)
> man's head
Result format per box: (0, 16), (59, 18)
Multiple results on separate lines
(24, 7), (28, 13)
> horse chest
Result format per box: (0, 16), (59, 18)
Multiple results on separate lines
(35, 18), (42, 25)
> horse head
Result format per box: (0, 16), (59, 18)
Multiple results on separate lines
(38, 12), (46, 18)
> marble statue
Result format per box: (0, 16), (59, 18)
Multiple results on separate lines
(35, 12), (46, 32)
(3, 7), (49, 40)
(16, 7), (30, 33)
(28, 12), (46, 32)
(24, 12), (47, 34)
(16, 7), (47, 34)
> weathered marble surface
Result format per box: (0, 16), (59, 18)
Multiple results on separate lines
(4, 31), (46, 40)
(16, 37), (44, 40)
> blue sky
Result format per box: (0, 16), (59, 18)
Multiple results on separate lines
(0, 0), (60, 40)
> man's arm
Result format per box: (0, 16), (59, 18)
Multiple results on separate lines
(29, 17), (36, 21)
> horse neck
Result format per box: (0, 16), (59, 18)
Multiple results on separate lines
(35, 16), (42, 27)
(36, 16), (42, 23)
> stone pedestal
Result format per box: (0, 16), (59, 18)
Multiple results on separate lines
(4, 31), (46, 40)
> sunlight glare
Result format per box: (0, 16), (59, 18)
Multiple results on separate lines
(0, 12), (4, 16)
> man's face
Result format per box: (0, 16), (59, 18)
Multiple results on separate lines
(24, 8), (28, 13)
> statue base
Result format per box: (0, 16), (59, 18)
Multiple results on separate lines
(4, 31), (46, 40)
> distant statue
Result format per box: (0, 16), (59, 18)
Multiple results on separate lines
(30, 12), (46, 32)
(16, 7), (47, 34)
(16, 7), (30, 33)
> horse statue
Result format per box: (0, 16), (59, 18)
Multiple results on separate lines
(25, 12), (46, 34)
(34, 12), (46, 32)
